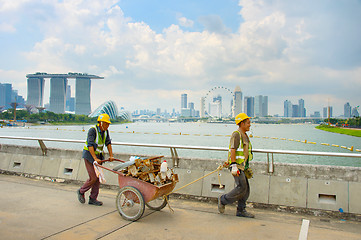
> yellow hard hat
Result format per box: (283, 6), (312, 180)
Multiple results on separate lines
(97, 113), (111, 124)
(235, 113), (250, 125)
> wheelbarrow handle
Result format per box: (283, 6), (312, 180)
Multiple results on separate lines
(98, 158), (126, 163)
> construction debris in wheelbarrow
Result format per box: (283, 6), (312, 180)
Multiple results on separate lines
(115, 156), (178, 186)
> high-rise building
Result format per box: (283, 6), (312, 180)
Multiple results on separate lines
(0, 84), (4, 108)
(209, 101), (221, 118)
(262, 96), (268, 117)
(233, 86), (242, 117)
(284, 100), (292, 117)
(50, 77), (67, 113)
(188, 102), (195, 117)
(255, 95), (268, 117)
(244, 96), (254, 117)
(298, 99), (306, 117)
(344, 102), (352, 118)
(27, 73), (103, 115)
(292, 105), (299, 117)
(210, 95), (222, 117)
(200, 97), (205, 118)
(75, 77), (92, 115)
(323, 106), (333, 118)
(27, 77), (45, 107)
(0, 83), (12, 109)
(181, 94), (187, 109)
(352, 107), (359, 117)
(66, 84), (75, 112)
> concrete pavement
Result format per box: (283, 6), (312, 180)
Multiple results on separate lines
(1, 174), (361, 240)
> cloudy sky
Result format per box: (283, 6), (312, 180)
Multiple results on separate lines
(1, 0), (360, 116)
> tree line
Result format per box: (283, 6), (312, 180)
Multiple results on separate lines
(325, 117), (361, 128)
(0, 109), (125, 124)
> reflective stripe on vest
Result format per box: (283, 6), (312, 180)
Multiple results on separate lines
(228, 130), (253, 165)
(83, 125), (107, 155)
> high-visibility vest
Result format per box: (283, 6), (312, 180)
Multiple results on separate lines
(228, 130), (253, 167)
(83, 125), (107, 155)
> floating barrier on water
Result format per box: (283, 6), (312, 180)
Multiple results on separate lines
(18, 127), (360, 153)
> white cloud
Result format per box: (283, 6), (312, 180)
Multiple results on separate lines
(0, 22), (15, 32)
(178, 17), (194, 28)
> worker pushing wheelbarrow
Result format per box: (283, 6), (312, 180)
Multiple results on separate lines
(95, 156), (178, 221)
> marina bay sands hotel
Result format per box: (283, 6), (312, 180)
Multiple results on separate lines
(26, 72), (103, 115)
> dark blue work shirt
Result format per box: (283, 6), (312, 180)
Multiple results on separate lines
(82, 125), (111, 163)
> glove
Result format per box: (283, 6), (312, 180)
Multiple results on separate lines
(244, 168), (253, 179)
(231, 163), (240, 176)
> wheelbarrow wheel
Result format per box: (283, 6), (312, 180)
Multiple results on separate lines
(145, 195), (168, 211)
(116, 186), (145, 221)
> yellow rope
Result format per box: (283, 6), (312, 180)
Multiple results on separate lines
(163, 162), (227, 213)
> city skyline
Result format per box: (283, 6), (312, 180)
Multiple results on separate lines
(1, 80), (360, 119)
(0, 0), (360, 116)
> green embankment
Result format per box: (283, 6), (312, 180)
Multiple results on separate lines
(316, 125), (361, 137)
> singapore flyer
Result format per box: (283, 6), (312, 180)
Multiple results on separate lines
(202, 86), (234, 118)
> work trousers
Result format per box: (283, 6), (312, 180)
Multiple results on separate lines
(79, 159), (100, 200)
(220, 170), (250, 212)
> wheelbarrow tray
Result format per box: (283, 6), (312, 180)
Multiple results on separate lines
(96, 161), (177, 203)
(117, 174), (176, 202)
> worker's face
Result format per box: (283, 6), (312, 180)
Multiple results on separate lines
(241, 119), (251, 132)
(100, 122), (110, 131)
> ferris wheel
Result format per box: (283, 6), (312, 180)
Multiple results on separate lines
(202, 86), (235, 118)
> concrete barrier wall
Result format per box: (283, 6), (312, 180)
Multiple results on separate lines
(1, 143), (360, 214)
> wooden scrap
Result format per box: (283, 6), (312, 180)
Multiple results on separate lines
(120, 156), (177, 186)
(128, 165), (138, 176)
(148, 173), (155, 183)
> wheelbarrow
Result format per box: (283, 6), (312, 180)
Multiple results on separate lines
(95, 158), (178, 221)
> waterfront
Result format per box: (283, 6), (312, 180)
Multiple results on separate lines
(1, 122), (360, 167)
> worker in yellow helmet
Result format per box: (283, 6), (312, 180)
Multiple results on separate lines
(218, 113), (255, 218)
(77, 113), (114, 206)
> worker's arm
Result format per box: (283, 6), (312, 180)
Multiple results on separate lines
(107, 144), (114, 161)
(88, 146), (101, 164)
(230, 148), (237, 164)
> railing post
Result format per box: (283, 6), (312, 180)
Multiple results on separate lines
(267, 153), (274, 173)
(170, 147), (179, 168)
(38, 140), (47, 156)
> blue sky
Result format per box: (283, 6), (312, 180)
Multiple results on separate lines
(0, 0), (360, 116)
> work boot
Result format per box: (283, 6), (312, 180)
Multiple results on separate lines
(89, 197), (103, 206)
(218, 196), (225, 214)
(236, 209), (254, 218)
(77, 189), (85, 204)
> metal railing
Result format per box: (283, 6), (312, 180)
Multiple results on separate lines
(0, 135), (360, 172)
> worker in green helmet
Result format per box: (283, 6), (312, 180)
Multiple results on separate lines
(218, 113), (255, 218)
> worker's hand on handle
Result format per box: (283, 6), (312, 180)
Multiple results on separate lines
(94, 158), (102, 164)
(231, 163), (240, 176)
(109, 156), (114, 162)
